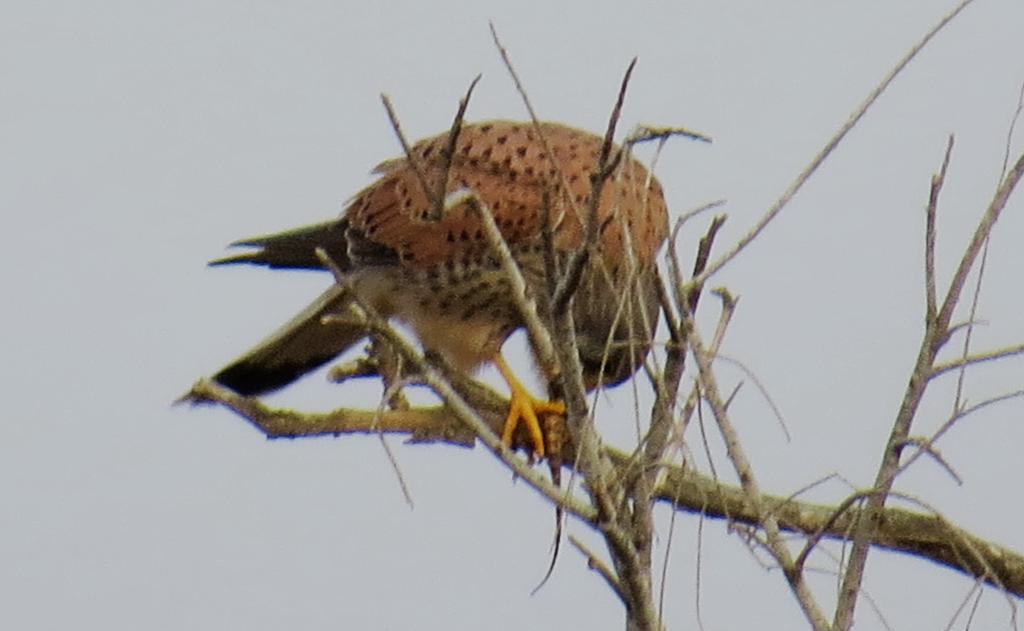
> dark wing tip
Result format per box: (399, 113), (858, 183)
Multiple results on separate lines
(212, 349), (345, 397)
(212, 360), (311, 397)
(208, 247), (267, 267)
(207, 220), (350, 270)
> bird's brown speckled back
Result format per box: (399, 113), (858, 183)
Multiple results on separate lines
(209, 120), (669, 395)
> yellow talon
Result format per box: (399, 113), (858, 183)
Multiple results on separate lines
(494, 354), (566, 458)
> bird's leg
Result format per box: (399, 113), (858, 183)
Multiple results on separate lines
(494, 354), (566, 459)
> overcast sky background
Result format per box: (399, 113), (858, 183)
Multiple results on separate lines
(3, 1), (1023, 629)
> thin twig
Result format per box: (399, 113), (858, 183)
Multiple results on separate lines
(569, 535), (625, 600)
(895, 389), (1024, 478)
(327, 356), (380, 383)
(691, 0), (978, 289)
(953, 236), (990, 412)
(694, 513), (708, 631)
(896, 437), (963, 484)
(669, 290), (738, 476)
(489, 22), (544, 135)
(488, 21), (590, 237)
(677, 200), (727, 232)
(713, 354), (791, 442)
(686, 216), (726, 313)
(795, 491), (873, 575)
(657, 494), (680, 627)
(552, 58), (636, 315)
(627, 125), (713, 146)
(926, 136), (955, 324)
(489, 22), (580, 233)
(944, 580), (985, 631)
(431, 74), (482, 219)
(372, 377), (416, 508)
(380, 94), (436, 210)
(935, 151), (1024, 337)
(1000, 80), (1024, 179)
(930, 342), (1024, 377)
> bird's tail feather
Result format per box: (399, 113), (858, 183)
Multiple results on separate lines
(209, 219), (349, 270)
(212, 284), (366, 396)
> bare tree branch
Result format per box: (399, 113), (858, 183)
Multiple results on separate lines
(925, 136), (954, 324)
(931, 342), (1024, 378)
(645, 461), (1024, 600)
(895, 389), (1024, 478)
(185, 382), (1024, 599)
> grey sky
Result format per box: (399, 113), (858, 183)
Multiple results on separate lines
(3, 1), (1022, 629)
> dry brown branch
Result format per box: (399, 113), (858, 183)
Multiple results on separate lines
(434, 75), (482, 218)
(897, 437), (963, 484)
(1000, 80), (1024, 178)
(639, 457), (1024, 599)
(925, 136), (954, 324)
(952, 236), (991, 414)
(187, 377), (477, 442)
(937, 155), (1024, 340)
(184, 381), (1024, 599)
(931, 343), (1024, 377)
(380, 94), (436, 211)
(627, 125), (713, 147)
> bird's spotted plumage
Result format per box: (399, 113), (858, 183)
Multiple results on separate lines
(209, 120), (668, 405)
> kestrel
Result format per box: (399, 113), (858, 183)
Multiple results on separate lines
(208, 120), (669, 456)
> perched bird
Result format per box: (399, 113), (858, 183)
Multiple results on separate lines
(208, 120), (669, 456)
